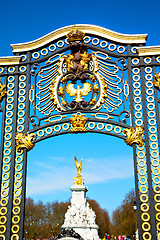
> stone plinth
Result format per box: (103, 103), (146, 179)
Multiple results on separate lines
(62, 185), (100, 240)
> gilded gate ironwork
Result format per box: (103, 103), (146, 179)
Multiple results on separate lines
(0, 24), (160, 240)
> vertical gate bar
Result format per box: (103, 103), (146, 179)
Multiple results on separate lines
(152, 57), (160, 153)
(6, 66), (19, 239)
(126, 46), (135, 126)
(19, 52), (31, 240)
(127, 45), (142, 240)
(19, 149), (27, 240)
(0, 67), (8, 192)
(133, 144), (142, 239)
(151, 57), (160, 237)
(140, 58), (157, 239)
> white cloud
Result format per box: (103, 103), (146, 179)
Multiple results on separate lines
(83, 156), (133, 184)
(48, 156), (65, 161)
(26, 155), (133, 197)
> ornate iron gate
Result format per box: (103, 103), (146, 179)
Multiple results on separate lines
(0, 24), (160, 240)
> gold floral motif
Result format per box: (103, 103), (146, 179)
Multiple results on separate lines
(74, 156), (84, 185)
(69, 112), (88, 133)
(154, 71), (160, 91)
(63, 51), (92, 73)
(122, 126), (144, 147)
(80, 51), (92, 70)
(58, 85), (64, 97)
(49, 82), (56, 101)
(63, 54), (74, 72)
(0, 83), (6, 102)
(15, 132), (36, 152)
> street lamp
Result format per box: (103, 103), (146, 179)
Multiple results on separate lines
(133, 201), (137, 211)
(133, 201), (137, 240)
(24, 230), (28, 240)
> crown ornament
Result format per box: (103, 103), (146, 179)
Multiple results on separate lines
(66, 28), (85, 42)
(69, 112), (88, 133)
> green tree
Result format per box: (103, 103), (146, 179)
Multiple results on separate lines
(88, 199), (111, 238)
(24, 198), (47, 239)
(111, 189), (137, 239)
(24, 198), (70, 239)
(45, 201), (70, 236)
(24, 197), (111, 239)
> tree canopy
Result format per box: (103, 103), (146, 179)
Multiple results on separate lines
(24, 198), (70, 239)
(24, 189), (137, 239)
(88, 199), (111, 238)
(24, 197), (111, 239)
(111, 189), (137, 238)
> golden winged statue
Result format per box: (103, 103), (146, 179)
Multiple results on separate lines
(74, 156), (84, 185)
(66, 82), (91, 102)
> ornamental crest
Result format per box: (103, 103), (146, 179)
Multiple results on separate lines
(36, 28), (122, 115)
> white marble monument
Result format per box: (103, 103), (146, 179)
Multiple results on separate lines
(62, 157), (100, 240)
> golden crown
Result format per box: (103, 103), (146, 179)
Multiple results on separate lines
(66, 28), (85, 42)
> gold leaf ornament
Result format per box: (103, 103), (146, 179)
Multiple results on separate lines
(122, 126), (144, 147)
(154, 71), (160, 91)
(15, 132), (36, 152)
(0, 83), (6, 102)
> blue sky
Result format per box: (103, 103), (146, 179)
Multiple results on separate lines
(0, 0), (160, 217)
(27, 134), (133, 216)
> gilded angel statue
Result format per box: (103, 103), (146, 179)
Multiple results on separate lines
(74, 156), (82, 176)
(74, 156), (84, 185)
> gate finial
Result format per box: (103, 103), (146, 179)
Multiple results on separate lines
(66, 27), (85, 42)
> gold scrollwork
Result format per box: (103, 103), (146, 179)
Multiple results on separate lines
(29, 85), (34, 106)
(0, 83), (6, 102)
(69, 112), (88, 133)
(122, 126), (144, 147)
(44, 114), (67, 123)
(15, 132), (36, 152)
(154, 71), (160, 90)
